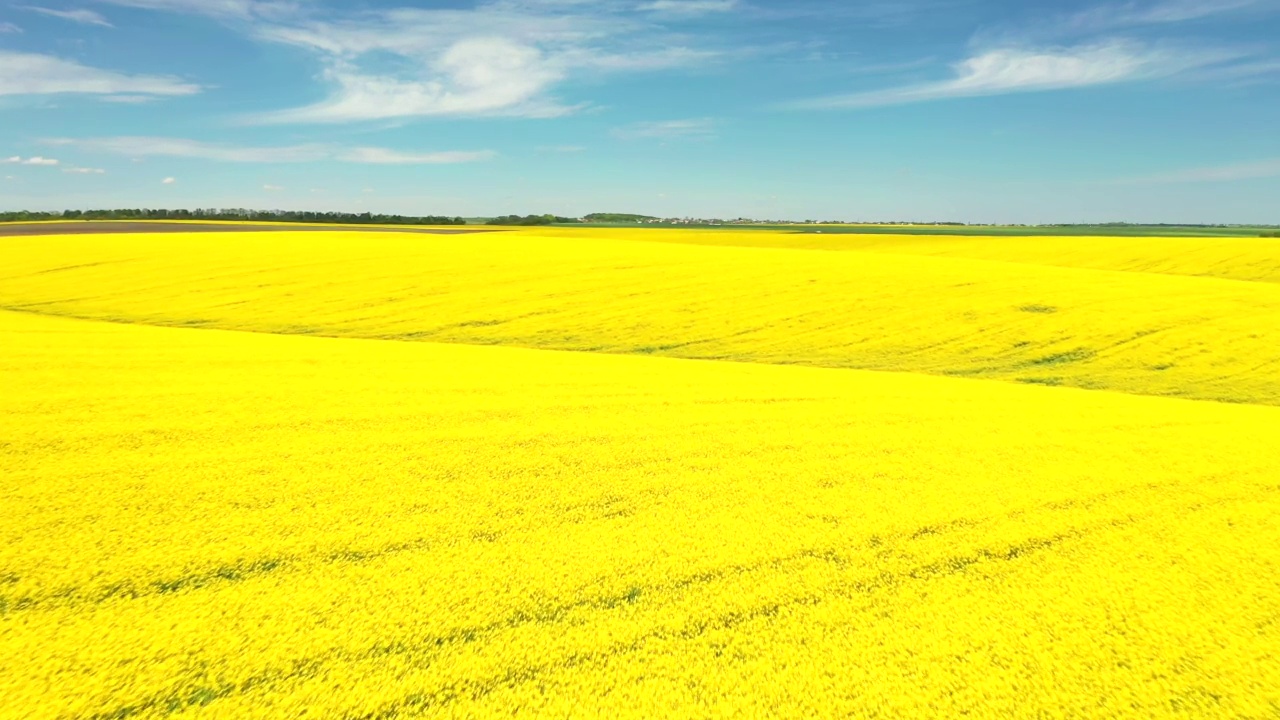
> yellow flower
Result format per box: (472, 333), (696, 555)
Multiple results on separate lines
(2, 228), (1277, 718)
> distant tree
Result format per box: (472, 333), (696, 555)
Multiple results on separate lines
(485, 214), (582, 226)
(0, 209), (468, 225)
(582, 213), (657, 223)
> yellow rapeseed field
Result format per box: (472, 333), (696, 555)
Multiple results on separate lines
(2, 227), (1279, 718)
(565, 228), (1280, 284)
(3, 229), (1280, 405)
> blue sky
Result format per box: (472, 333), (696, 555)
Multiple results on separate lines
(1, 0), (1278, 223)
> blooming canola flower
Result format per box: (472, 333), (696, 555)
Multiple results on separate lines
(1, 227), (1278, 717)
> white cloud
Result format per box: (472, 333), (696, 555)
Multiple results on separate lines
(98, 94), (158, 104)
(562, 45), (720, 72)
(786, 41), (1235, 110)
(253, 37), (574, 123)
(0, 22), (22, 33)
(4, 155), (61, 166)
(637, 0), (738, 16)
(45, 136), (498, 164)
(64, 166), (106, 174)
(263, 183), (284, 190)
(337, 147), (498, 164)
(613, 117), (718, 140)
(161, 176), (176, 184)
(76, 0), (731, 126)
(46, 136), (330, 162)
(972, 0), (1276, 47)
(0, 50), (200, 97)
(1122, 158), (1280, 183)
(1066, 0), (1268, 31)
(1187, 58), (1280, 84)
(93, 0), (296, 21)
(21, 7), (114, 27)
(194, 1), (725, 123)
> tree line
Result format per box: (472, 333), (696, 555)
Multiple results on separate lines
(582, 213), (657, 223)
(0, 209), (468, 225)
(485, 214), (582, 226)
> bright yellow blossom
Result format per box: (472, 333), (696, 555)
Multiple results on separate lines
(1, 228), (1278, 404)
(1, 227), (1278, 718)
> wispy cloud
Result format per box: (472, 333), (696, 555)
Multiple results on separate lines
(1120, 158), (1280, 183)
(972, 0), (1279, 48)
(337, 147), (497, 164)
(0, 22), (22, 33)
(263, 183), (284, 190)
(47, 136), (329, 162)
(251, 19), (719, 123)
(743, 0), (967, 26)
(98, 0), (729, 124)
(251, 38), (577, 124)
(64, 166), (106, 174)
(44, 136), (497, 164)
(21, 6), (114, 27)
(637, 0), (739, 17)
(785, 41), (1235, 110)
(1064, 0), (1270, 32)
(4, 155), (60, 166)
(613, 117), (718, 140)
(161, 176), (176, 184)
(94, 0), (296, 21)
(0, 50), (200, 97)
(98, 94), (158, 103)
(1184, 58), (1280, 84)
